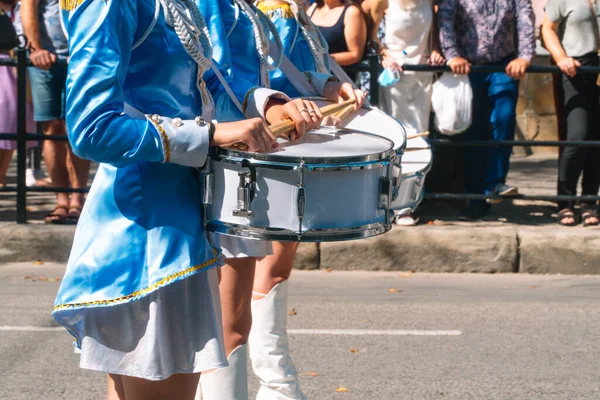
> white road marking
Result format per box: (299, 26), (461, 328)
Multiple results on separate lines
(0, 326), (462, 336)
(0, 326), (63, 332)
(289, 329), (462, 336)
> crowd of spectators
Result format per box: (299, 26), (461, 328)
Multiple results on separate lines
(1, 0), (599, 227)
(310, 0), (600, 226)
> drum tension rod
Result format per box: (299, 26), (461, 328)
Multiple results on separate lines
(233, 159), (256, 218)
(296, 161), (306, 239)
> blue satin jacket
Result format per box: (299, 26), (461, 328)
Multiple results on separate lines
(258, 2), (332, 98)
(198, 0), (289, 122)
(52, 0), (245, 347)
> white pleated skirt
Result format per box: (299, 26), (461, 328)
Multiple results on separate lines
(211, 234), (273, 258)
(77, 268), (227, 381)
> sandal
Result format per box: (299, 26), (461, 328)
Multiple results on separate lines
(580, 204), (599, 227)
(557, 208), (577, 226)
(66, 206), (82, 225)
(44, 205), (70, 225)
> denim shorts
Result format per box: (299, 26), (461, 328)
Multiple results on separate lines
(28, 59), (68, 122)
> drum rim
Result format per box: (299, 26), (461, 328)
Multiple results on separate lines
(302, 97), (408, 152)
(206, 220), (392, 242)
(211, 128), (396, 166)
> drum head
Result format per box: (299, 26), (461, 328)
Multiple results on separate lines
(305, 98), (407, 151)
(217, 128), (395, 165)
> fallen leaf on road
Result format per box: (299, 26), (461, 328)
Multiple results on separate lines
(326, 268), (333, 272)
(24, 276), (32, 280)
(398, 272), (413, 278)
(34, 261), (44, 265)
(350, 348), (359, 353)
(389, 288), (402, 293)
(288, 308), (297, 316)
(427, 221), (434, 225)
(48, 278), (60, 282)
(299, 372), (319, 377)
(336, 387), (349, 393)
(529, 285), (539, 289)
(38, 277), (48, 281)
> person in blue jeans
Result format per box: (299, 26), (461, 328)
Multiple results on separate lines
(437, 0), (536, 220)
(21, 0), (90, 224)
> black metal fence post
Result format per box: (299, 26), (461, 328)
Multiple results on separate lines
(16, 48), (27, 224)
(368, 55), (380, 107)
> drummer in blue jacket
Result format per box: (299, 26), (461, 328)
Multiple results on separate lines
(193, 0), (365, 399)
(250, 1), (366, 398)
(192, 0), (366, 399)
(54, 0), (314, 398)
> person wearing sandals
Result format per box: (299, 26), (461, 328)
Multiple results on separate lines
(542, 0), (600, 227)
(54, 0), (292, 398)
(21, 0), (90, 224)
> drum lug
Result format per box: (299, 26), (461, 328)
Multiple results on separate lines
(379, 163), (393, 224)
(233, 160), (256, 218)
(391, 163), (402, 201)
(296, 161), (306, 237)
(202, 172), (214, 205)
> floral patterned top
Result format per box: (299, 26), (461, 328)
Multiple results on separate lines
(437, 0), (536, 64)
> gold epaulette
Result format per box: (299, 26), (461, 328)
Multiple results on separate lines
(257, 2), (294, 19)
(60, 0), (84, 11)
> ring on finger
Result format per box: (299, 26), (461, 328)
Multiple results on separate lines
(300, 109), (310, 114)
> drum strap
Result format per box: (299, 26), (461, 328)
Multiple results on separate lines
(268, 40), (317, 96)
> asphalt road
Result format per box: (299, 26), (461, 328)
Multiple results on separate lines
(1, 263), (599, 400)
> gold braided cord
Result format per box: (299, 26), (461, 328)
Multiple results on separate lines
(60, 0), (83, 11)
(257, 2), (294, 19)
(54, 249), (220, 311)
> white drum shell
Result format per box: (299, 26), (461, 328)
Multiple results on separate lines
(208, 161), (388, 232)
(392, 136), (432, 213)
(204, 129), (395, 242)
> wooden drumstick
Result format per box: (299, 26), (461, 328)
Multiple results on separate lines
(334, 104), (356, 122)
(232, 99), (357, 150)
(406, 131), (430, 140)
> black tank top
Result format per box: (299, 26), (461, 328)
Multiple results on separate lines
(310, 4), (350, 54)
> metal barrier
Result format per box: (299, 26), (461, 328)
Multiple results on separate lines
(3, 51), (600, 223)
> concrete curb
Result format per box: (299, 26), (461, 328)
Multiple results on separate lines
(1, 223), (599, 274)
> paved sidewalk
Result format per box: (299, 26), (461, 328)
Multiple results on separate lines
(1, 155), (599, 273)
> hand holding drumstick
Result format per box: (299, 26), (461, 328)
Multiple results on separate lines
(229, 99), (357, 151)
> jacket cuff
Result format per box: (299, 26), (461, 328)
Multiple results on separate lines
(304, 71), (337, 96)
(147, 114), (210, 168)
(243, 87), (291, 119)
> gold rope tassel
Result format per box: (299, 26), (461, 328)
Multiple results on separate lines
(257, 2), (295, 19)
(60, 0), (83, 11)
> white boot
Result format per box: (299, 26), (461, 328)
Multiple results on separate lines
(249, 281), (306, 400)
(198, 344), (249, 400)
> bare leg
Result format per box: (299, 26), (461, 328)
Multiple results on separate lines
(0, 149), (14, 186)
(254, 242), (298, 297)
(107, 374), (126, 400)
(66, 135), (90, 211)
(220, 257), (256, 354)
(198, 259), (255, 399)
(119, 372), (201, 400)
(41, 120), (70, 209)
(250, 242), (306, 400)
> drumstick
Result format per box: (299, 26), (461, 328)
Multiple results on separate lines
(231, 99), (357, 150)
(269, 99), (356, 136)
(404, 146), (431, 152)
(334, 104), (356, 122)
(406, 131), (430, 140)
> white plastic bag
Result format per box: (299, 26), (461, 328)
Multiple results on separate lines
(431, 73), (473, 135)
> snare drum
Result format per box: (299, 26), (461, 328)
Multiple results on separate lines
(306, 98), (432, 214)
(202, 128), (396, 242)
(391, 136), (432, 215)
